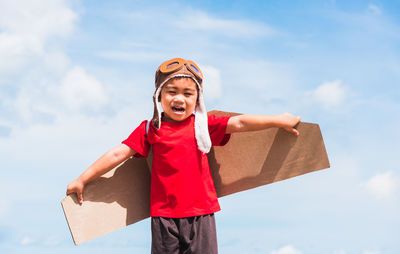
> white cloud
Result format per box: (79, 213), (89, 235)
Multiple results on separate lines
(43, 236), (61, 246)
(0, 0), (77, 73)
(367, 4), (382, 15)
(311, 80), (347, 109)
(96, 50), (164, 62)
(0, 0), (76, 38)
(219, 59), (300, 114)
(120, 8), (275, 40)
(363, 171), (398, 199)
(0, 199), (8, 219)
(10, 66), (106, 126)
(60, 66), (109, 110)
(20, 235), (35, 245)
(363, 251), (381, 254)
(0, 106), (147, 165)
(0, 0), (80, 127)
(329, 4), (398, 42)
(13, 89), (35, 122)
(42, 50), (70, 74)
(202, 65), (222, 100)
(226, 60), (295, 93)
(0, 33), (39, 73)
(173, 10), (275, 38)
(12, 72), (61, 123)
(270, 245), (303, 254)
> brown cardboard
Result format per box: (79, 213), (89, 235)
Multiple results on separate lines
(61, 110), (330, 245)
(207, 110), (330, 197)
(61, 158), (151, 245)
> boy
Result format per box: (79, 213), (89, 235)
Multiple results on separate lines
(66, 57), (300, 254)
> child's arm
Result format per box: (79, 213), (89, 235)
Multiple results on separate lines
(66, 144), (136, 204)
(226, 112), (301, 135)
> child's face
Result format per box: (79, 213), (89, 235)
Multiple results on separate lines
(160, 78), (198, 123)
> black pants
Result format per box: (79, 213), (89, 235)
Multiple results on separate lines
(151, 213), (218, 254)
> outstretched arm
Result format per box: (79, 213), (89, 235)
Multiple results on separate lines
(226, 113), (301, 136)
(66, 144), (136, 204)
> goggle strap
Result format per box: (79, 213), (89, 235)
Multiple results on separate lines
(159, 58), (203, 81)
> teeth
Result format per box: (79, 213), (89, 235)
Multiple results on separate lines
(172, 107), (184, 112)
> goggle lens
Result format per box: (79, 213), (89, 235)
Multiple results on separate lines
(159, 58), (184, 73)
(187, 61), (203, 80)
(190, 64), (199, 74)
(166, 61), (180, 69)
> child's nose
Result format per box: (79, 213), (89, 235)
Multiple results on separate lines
(173, 94), (185, 103)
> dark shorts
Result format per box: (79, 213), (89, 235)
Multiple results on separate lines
(151, 213), (218, 254)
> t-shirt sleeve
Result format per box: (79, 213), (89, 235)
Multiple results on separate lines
(122, 120), (150, 158)
(208, 114), (231, 146)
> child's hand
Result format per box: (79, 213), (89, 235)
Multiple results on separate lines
(66, 179), (85, 205)
(279, 113), (301, 136)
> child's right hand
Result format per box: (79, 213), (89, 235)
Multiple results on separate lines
(66, 179), (85, 205)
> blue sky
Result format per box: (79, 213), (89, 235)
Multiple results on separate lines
(0, 0), (399, 253)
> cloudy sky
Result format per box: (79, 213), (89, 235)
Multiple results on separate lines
(0, 0), (399, 253)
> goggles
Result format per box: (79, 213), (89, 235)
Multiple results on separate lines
(158, 58), (203, 81)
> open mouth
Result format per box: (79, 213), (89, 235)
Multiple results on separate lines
(172, 106), (185, 113)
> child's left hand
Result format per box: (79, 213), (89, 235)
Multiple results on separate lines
(279, 113), (301, 136)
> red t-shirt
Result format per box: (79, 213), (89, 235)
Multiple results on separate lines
(122, 114), (231, 218)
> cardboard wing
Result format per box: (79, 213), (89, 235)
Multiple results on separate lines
(61, 110), (330, 245)
(207, 110), (330, 197)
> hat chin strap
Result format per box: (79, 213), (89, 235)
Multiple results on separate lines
(153, 74), (212, 154)
(194, 87), (212, 153)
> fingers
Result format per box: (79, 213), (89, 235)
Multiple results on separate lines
(292, 128), (299, 136)
(78, 191), (83, 205)
(66, 185), (73, 196)
(67, 189), (83, 205)
(66, 181), (84, 205)
(284, 126), (299, 136)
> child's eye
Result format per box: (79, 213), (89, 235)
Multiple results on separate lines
(168, 91), (176, 94)
(185, 93), (193, 96)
